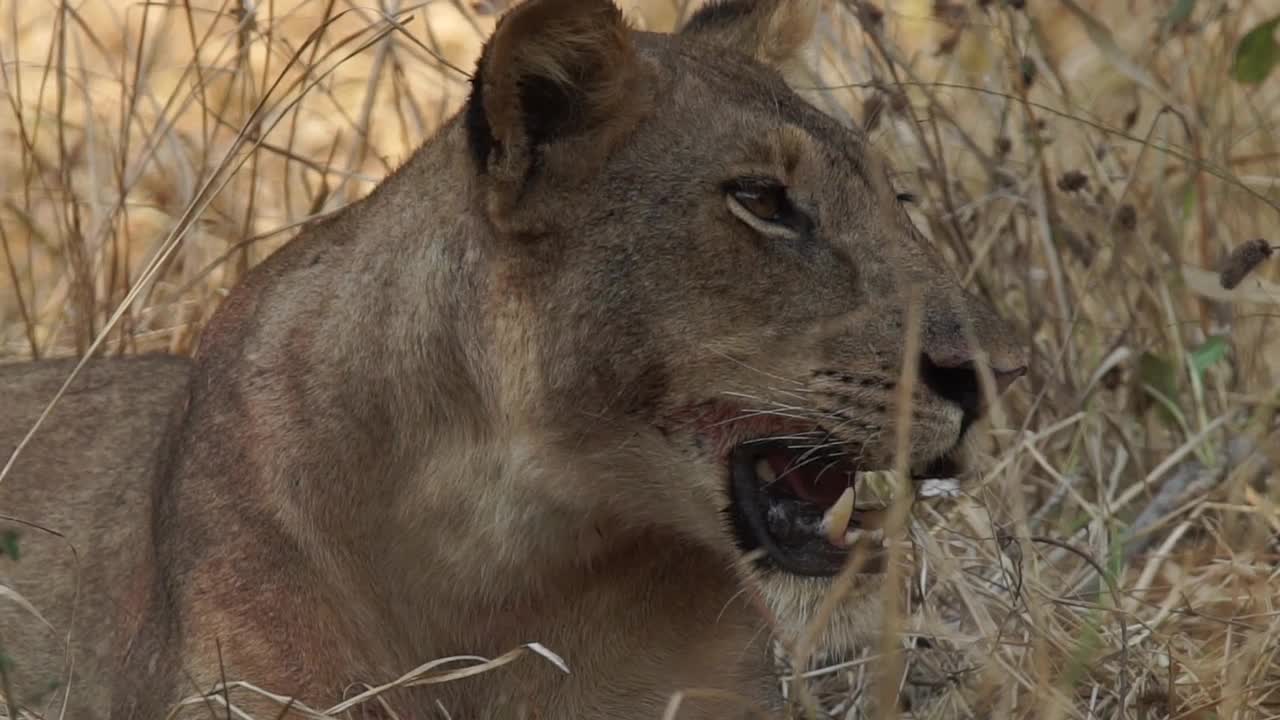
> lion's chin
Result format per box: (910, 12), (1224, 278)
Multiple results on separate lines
(746, 569), (889, 658)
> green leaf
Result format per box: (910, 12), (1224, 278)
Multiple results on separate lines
(0, 530), (19, 561)
(1061, 613), (1104, 690)
(1180, 182), (1196, 223)
(1232, 15), (1280, 84)
(1137, 351), (1186, 430)
(1190, 335), (1229, 377)
(1165, 0), (1196, 31)
(1138, 351), (1179, 403)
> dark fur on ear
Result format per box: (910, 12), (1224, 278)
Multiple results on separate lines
(680, 0), (758, 37)
(466, 0), (637, 175)
(680, 0), (819, 71)
(465, 60), (496, 171)
(464, 0), (650, 233)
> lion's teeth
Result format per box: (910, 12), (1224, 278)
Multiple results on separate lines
(839, 527), (880, 543)
(842, 528), (884, 547)
(755, 459), (776, 484)
(917, 477), (960, 498)
(821, 486), (855, 544)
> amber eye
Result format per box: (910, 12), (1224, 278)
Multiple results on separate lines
(724, 178), (811, 239)
(731, 185), (787, 222)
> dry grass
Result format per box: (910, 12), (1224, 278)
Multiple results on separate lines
(2, 0), (1280, 717)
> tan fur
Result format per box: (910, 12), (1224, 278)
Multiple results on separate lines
(0, 1), (1027, 717)
(680, 0), (821, 81)
(0, 356), (190, 717)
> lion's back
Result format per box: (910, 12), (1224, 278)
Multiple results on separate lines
(0, 354), (190, 719)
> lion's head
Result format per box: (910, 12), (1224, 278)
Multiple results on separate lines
(464, 0), (1027, 654)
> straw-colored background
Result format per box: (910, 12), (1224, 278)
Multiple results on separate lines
(2, 0), (1279, 717)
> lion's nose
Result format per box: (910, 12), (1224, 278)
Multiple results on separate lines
(919, 352), (1027, 419)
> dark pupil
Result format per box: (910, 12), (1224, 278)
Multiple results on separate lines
(739, 189), (781, 221)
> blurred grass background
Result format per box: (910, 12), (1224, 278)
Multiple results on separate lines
(2, 0), (1279, 717)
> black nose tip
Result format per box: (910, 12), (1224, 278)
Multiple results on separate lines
(919, 354), (1027, 423)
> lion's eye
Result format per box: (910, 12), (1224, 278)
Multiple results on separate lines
(895, 191), (917, 205)
(731, 185), (787, 222)
(724, 179), (806, 239)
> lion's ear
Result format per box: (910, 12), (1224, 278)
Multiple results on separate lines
(466, 0), (646, 228)
(679, 0), (819, 74)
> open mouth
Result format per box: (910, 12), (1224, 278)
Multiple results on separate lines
(727, 438), (961, 577)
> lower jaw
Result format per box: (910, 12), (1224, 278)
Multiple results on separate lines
(729, 448), (906, 578)
(749, 542), (889, 578)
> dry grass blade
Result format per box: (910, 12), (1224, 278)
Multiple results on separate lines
(2, 0), (1279, 718)
(161, 644), (570, 719)
(0, 8), (409, 490)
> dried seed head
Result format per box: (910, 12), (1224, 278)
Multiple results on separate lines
(1101, 364), (1124, 391)
(936, 30), (960, 56)
(1218, 238), (1275, 290)
(887, 89), (910, 115)
(1116, 204), (1137, 232)
(1123, 106), (1140, 132)
(933, 1), (966, 23)
(858, 2), (884, 26)
(1020, 57), (1037, 88)
(1057, 170), (1089, 192)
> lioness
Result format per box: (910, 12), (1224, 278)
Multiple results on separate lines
(0, 0), (1028, 716)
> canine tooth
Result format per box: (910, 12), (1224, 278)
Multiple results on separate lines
(821, 486), (855, 544)
(755, 459), (777, 484)
(917, 477), (961, 498)
(842, 528), (884, 548)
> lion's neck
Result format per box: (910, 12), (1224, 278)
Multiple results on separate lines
(173, 118), (633, 664)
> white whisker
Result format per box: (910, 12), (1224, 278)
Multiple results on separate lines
(700, 347), (805, 388)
